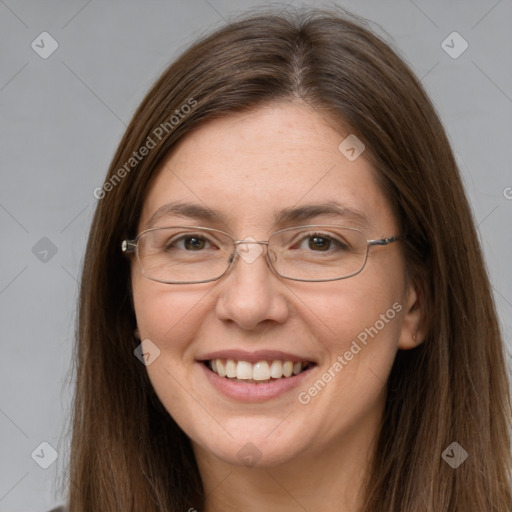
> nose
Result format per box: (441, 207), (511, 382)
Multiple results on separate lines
(214, 239), (289, 331)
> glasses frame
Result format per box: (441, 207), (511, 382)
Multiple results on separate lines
(121, 225), (404, 284)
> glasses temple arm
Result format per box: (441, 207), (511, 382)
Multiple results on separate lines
(367, 235), (405, 247)
(121, 240), (137, 253)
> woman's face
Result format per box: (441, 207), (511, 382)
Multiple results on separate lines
(131, 102), (422, 468)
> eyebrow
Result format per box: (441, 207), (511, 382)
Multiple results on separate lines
(144, 200), (371, 231)
(273, 202), (371, 229)
(145, 201), (227, 230)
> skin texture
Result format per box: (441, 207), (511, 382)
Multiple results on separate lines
(131, 102), (424, 511)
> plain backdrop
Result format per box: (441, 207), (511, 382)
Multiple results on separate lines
(1, 0), (511, 510)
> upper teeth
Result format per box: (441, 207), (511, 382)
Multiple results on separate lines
(210, 359), (307, 381)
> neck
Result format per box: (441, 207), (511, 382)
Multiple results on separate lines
(193, 417), (379, 512)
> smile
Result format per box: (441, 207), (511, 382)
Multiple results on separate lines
(197, 350), (317, 401)
(207, 359), (312, 382)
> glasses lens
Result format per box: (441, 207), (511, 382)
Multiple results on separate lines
(269, 226), (368, 281)
(137, 227), (233, 283)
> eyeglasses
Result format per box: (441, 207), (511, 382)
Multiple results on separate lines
(121, 225), (404, 284)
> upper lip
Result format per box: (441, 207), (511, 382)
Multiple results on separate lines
(197, 349), (316, 364)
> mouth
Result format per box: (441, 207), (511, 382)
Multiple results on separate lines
(204, 358), (314, 383)
(196, 351), (317, 402)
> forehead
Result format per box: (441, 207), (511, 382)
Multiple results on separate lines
(139, 102), (395, 234)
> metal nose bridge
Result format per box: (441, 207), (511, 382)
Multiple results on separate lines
(230, 239), (273, 266)
(232, 239), (271, 257)
(233, 240), (270, 246)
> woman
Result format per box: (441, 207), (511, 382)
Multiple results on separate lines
(61, 8), (511, 511)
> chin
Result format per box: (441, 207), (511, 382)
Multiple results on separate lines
(191, 419), (310, 469)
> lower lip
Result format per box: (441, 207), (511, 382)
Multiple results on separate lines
(199, 362), (314, 402)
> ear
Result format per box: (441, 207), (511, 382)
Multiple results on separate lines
(134, 327), (141, 340)
(398, 280), (427, 350)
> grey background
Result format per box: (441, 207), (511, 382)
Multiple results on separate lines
(1, 0), (511, 510)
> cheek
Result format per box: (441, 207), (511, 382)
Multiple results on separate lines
(131, 279), (216, 422)
(131, 278), (217, 432)
(294, 288), (403, 435)
(295, 275), (403, 342)
(131, 275), (211, 352)
(296, 276), (404, 392)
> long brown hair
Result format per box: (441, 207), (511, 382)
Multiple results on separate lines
(65, 8), (512, 511)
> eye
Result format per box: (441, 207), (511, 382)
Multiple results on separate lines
(167, 234), (213, 251)
(294, 232), (350, 252)
(307, 235), (331, 251)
